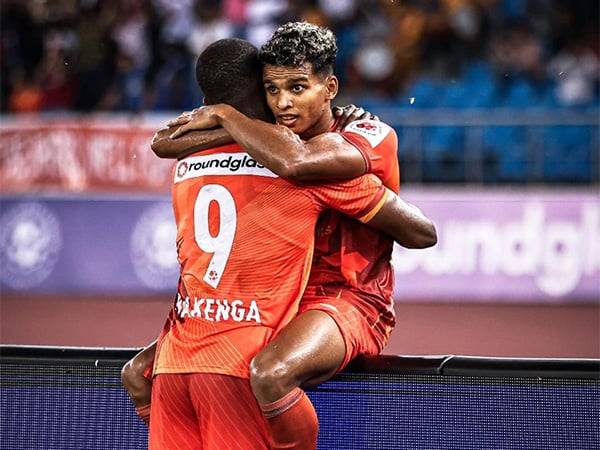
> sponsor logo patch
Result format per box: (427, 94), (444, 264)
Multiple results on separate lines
(174, 153), (277, 183)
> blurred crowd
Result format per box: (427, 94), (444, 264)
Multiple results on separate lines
(1, 0), (598, 114)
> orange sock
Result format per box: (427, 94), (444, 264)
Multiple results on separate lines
(135, 403), (151, 426)
(259, 388), (318, 450)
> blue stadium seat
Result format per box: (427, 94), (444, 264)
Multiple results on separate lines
(440, 79), (496, 108)
(543, 126), (592, 182)
(462, 61), (497, 108)
(405, 76), (444, 108)
(500, 78), (554, 108)
(483, 126), (529, 181)
(421, 126), (466, 181)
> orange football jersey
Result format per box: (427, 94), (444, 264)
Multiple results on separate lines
(307, 120), (400, 335)
(154, 143), (387, 379)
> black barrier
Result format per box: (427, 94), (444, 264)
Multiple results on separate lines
(1, 345), (599, 449)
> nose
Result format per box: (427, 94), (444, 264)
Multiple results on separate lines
(276, 91), (293, 111)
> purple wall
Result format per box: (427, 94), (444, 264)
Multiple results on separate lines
(394, 188), (599, 302)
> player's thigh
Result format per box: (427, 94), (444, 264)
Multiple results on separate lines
(149, 374), (202, 450)
(188, 373), (270, 450)
(253, 309), (346, 387)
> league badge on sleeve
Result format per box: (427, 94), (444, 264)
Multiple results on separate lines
(343, 120), (391, 148)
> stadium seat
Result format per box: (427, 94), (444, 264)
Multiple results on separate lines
(543, 126), (593, 182)
(405, 76), (444, 108)
(501, 77), (554, 108)
(483, 126), (529, 182)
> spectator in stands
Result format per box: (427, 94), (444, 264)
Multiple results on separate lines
(104, 0), (152, 111)
(73, 1), (118, 111)
(38, 30), (77, 111)
(8, 71), (43, 113)
(489, 21), (550, 106)
(150, 0), (196, 110)
(549, 34), (600, 107)
(244, 0), (289, 46)
(187, 1), (233, 58)
(0, 0), (598, 112)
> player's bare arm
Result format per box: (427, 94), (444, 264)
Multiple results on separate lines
(368, 189), (437, 249)
(169, 103), (367, 180)
(156, 104), (374, 173)
(151, 125), (232, 159)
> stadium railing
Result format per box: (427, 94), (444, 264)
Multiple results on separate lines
(1, 345), (598, 449)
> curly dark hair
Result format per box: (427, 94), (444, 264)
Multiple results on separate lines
(259, 22), (337, 76)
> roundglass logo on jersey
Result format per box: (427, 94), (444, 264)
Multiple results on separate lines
(0, 203), (62, 288)
(130, 202), (179, 290)
(174, 152), (277, 183)
(177, 161), (189, 178)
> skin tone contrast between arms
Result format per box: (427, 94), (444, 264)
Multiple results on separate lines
(153, 64), (374, 180)
(160, 101), (436, 249)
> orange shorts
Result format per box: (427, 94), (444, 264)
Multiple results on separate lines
(149, 373), (270, 450)
(298, 286), (395, 372)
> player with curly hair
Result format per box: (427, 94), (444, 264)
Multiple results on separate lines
(125, 24), (436, 449)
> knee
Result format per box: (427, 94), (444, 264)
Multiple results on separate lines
(121, 357), (145, 388)
(249, 353), (296, 402)
(121, 358), (151, 406)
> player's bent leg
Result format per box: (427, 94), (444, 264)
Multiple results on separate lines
(249, 309), (346, 450)
(250, 310), (345, 403)
(121, 340), (156, 425)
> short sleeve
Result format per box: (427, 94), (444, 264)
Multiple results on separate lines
(309, 174), (388, 223)
(340, 120), (399, 192)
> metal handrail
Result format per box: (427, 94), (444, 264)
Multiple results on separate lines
(2, 345), (598, 380)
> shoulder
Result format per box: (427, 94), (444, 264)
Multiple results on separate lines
(341, 120), (396, 149)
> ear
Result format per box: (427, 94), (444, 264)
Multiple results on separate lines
(324, 75), (338, 101)
(202, 96), (207, 105)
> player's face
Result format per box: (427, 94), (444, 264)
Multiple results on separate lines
(263, 63), (338, 139)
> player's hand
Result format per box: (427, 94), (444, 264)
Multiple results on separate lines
(333, 104), (380, 131)
(170, 107), (220, 139)
(167, 108), (201, 128)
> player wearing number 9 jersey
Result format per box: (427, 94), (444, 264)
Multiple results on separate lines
(154, 147), (387, 379)
(146, 38), (426, 450)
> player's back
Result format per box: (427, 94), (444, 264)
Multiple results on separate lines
(172, 144), (312, 313)
(155, 143), (385, 378)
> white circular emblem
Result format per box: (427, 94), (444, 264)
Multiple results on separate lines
(177, 161), (189, 179)
(0, 203), (62, 288)
(130, 202), (179, 289)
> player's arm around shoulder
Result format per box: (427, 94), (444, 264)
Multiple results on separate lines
(151, 123), (232, 160)
(283, 131), (368, 181)
(366, 188), (437, 249)
(284, 115), (398, 182)
(213, 104), (369, 181)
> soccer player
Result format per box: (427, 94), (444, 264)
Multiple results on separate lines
(142, 37), (436, 450)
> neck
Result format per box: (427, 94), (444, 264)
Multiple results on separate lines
(299, 107), (334, 140)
